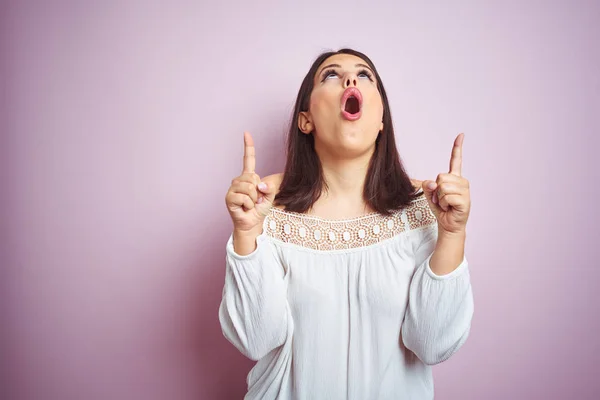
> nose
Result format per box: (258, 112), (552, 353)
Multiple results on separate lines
(343, 73), (358, 88)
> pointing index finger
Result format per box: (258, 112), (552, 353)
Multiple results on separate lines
(449, 133), (464, 176)
(243, 132), (256, 174)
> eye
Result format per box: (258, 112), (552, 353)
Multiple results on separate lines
(321, 69), (339, 81)
(358, 69), (374, 81)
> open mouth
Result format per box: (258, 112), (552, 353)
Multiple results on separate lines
(344, 96), (360, 114)
(341, 87), (363, 121)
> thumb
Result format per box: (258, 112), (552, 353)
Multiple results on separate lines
(421, 180), (440, 215)
(257, 181), (276, 203)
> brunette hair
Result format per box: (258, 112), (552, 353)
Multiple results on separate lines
(274, 48), (420, 216)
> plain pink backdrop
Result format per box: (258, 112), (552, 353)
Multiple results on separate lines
(3, 1), (599, 399)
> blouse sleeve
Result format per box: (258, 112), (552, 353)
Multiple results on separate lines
(218, 231), (292, 361)
(401, 223), (474, 365)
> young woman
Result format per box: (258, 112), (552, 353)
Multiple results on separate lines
(220, 48), (474, 399)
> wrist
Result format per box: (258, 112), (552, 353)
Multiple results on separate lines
(431, 229), (466, 276)
(438, 228), (466, 242)
(233, 226), (263, 239)
(232, 227), (263, 256)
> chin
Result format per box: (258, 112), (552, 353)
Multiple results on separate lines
(315, 123), (378, 156)
(341, 126), (378, 144)
(334, 137), (376, 158)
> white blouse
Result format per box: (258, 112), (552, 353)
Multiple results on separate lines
(219, 193), (474, 399)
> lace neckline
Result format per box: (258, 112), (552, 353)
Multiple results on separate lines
(271, 207), (382, 224)
(264, 194), (435, 251)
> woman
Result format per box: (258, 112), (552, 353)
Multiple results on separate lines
(220, 48), (474, 399)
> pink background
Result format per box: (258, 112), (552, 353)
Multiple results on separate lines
(3, 1), (599, 399)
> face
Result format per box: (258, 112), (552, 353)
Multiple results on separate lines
(298, 54), (384, 159)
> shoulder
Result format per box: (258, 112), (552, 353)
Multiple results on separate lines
(410, 178), (424, 191)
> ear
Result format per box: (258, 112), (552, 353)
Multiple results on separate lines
(379, 120), (384, 132)
(298, 111), (314, 134)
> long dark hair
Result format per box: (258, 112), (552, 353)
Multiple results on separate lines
(274, 48), (420, 216)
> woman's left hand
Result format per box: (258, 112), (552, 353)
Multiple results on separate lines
(421, 133), (471, 235)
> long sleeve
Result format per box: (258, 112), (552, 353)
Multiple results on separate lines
(218, 231), (292, 361)
(401, 224), (474, 366)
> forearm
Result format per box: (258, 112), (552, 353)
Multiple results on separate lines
(429, 229), (466, 276)
(220, 231), (290, 360)
(402, 227), (473, 365)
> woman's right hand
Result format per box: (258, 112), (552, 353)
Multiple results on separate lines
(225, 132), (279, 234)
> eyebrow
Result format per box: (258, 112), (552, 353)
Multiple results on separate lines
(317, 63), (375, 77)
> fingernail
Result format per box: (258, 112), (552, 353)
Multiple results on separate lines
(427, 182), (436, 190)
(258, 182), (267, 191)
(257, 196), (264, 204)
(432, 193), (438, 204)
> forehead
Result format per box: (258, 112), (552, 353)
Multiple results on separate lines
(318, 53), (369, 71)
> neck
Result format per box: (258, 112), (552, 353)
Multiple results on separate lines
(314, 147), (375, 216)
